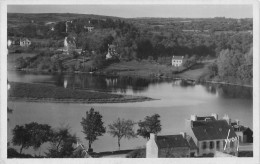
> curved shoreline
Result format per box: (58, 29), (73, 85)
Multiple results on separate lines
(8, 96), (157, 104)
(8, 82), (156, 104)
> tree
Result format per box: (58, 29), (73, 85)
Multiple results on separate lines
(12, 122), (52, 154)
(137, 114), (161, 140)
(81, 108), (106, 152)
(45, 126), (77, 158)
(108, 118), (136, 150)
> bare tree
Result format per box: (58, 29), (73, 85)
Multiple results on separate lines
(108, 118), (136, 150)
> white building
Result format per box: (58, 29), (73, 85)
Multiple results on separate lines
(20, 38), (31, 47)
(172, 56), (184, 67)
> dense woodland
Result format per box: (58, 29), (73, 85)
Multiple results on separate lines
(8, 13), (253, 85)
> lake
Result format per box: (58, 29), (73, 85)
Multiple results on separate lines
(7, 70), (253, 155)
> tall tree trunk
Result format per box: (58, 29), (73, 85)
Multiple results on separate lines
(89, 140), (92, 149)
(118, 138), (120, 150)
(20, 145), (24, 154)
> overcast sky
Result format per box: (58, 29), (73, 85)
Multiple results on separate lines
(7, 5), (252, 18)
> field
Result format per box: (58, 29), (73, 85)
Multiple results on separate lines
(103, 60), (210, 80)
(103, 60), (181, 78)
(8, 82), (153, 103)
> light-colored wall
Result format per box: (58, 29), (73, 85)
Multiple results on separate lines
(197, 139), (238, 156)
(146, 134), (158, 158)
(172, 59), (183, 67)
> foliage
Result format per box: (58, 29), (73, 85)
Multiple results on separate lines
(126, 148), (145, 158)
(45, 126), (77, 158)
(216, 47), (252, 84)
(182, 55), (197, 68)
(137, 114), (161, 139)
(81, 108), (106, 152)
(12, 122), (52, 154)
(108, 118), (136, 150)
(7, 148), (34, 158)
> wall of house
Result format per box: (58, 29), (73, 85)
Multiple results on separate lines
(197, 139), (238, 156)
(172, 59), (183, 67)
(159, 147), (190, 158)
(235, 131), (244, 143)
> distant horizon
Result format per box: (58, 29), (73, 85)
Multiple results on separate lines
(7, 12), (253, 20)
(7, 5), (253, 19)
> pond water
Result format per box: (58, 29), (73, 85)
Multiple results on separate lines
(7, 71), (253, 155)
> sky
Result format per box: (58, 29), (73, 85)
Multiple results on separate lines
(7, 5), (252, 18)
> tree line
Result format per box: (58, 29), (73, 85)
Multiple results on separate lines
(9, 107), (162, 158)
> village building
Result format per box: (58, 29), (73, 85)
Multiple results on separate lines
(20, 38), (31, 47)
(7, 39), (12, 47)
(185, 114), (239, 157)
(231, 120), (253, 143)
(84, 20), (94, 32)
(172, 56), (184, 67)
(106, 44), (119, 60)
(64, 36), (76, 54)
(146, 133), (197, 158)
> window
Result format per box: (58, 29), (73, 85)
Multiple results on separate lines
(202, 142), (207, 149)
(210, 141), (214, 149)
(216, 141), (220, 150)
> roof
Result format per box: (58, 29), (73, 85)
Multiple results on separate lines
(192, 120), (237, 141)
(156, 135), (190, 148)
(172, 56), (184, 60)
(186, 135), (197, 150)
(108, 44), (116, 48)
(196, 116), (216, 121)
(20, 38), (30, 42)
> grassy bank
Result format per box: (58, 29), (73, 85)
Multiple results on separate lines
(103, 60), (183, 78)
(8, 82), (154, 103)
(103, 60), (209, 80)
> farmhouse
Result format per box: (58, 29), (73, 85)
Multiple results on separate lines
(84, 20), (94, 32)
(185, 114), (239, 157)
(146, 133), (197, 158)
(172, 56), (184, 67)
(20, 38), (31, 47)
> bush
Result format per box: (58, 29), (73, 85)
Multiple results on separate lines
(8, 148), (33, 158)
(126, 149), (145, 158)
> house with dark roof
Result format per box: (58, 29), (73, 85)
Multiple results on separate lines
(172, 56), (184, 67)
(84, 20), (94, 32)
(185, 114), (239, 157)
(231, 120), (253, 143)
(146, 133), (197, 158)
(20, 38), (31, 47)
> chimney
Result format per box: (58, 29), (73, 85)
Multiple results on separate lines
(146, 133), (158, 158)
(190, 115), (197, 121)
(223, 114), (231, 125)
(235, 119), (240, 126)
(180, 132), (186, 139)
(211, 113), (218, 120)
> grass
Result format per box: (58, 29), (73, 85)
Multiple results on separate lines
(103, 60), (181, 78)
(8, 82), (153, 103)
(103, 60), (211, 80)
(177, 63), (208, 80)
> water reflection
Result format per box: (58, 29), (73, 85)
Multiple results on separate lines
(204, 84), (252, 99)
(8, 71), (253, 99)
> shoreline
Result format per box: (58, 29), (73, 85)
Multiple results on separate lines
(8, 68), (253, 88)
(8, 96), (157, 104)
(8, 82), (156, 104)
